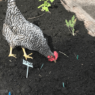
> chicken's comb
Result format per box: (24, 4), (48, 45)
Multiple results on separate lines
(54, 51), (58, 60)
(48, 51), (58, 62)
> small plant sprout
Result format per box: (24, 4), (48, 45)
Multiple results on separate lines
(23, 59), (33, 78)
(62, 82), (65, 87)
(40, 63), (44, 69)
(76, 55), (79, 60)
(65, 15), (77, 36)
(38, 0), (54, 12)
(74, 53), (79, 60)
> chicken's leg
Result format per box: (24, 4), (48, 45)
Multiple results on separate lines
(8, 46), (16, 58)
(22, 47), (33, 60)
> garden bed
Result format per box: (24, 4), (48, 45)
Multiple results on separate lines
(0, 0), (95, 95)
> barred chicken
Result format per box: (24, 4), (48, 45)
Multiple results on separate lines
(2, 0), (58, 62)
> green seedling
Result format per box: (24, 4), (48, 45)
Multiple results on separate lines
(40, 64), (44, 69)
(74, 53), (79, 60)
(62, 82), (65, 87)
(65, 15), (76, 36)
(76, 55), (79, 60)
(38, 0), (54, 12)
(23, 59), (33, 78)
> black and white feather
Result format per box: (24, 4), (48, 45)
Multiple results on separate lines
(2, 0), (54, 57)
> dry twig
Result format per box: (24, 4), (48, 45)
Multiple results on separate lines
(28, 13), (45, 20)
(59, 51), (69, 57)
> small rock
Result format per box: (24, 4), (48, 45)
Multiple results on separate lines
(17, 89), (20, 93)
(21, 85), (31, 93)
(38, 74), (42, 77)
(0, 66), (3, 69)
(9, 60), (12, 62)
(61, 88), (68, 94)
(49, 71), (51, 74)
(9, 63), (15, 67)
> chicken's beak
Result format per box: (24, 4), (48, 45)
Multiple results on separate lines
(54, 60), (56, 63)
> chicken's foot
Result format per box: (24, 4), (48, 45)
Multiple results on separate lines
(8, 46), (16, 58)
(22, 47), (33, 60)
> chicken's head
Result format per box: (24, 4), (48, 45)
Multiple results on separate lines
(47, 51), (58, 63)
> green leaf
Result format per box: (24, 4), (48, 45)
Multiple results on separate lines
(47, 3), (51, 7)
(45, 7), (49, 12)
(69, 20), (71, 26)
(44, 2), (51, 7)
(50, 0), (54, 3)
(65, 20), (69, 27)
(70, 24), (74, 27)
(38, 0), (53, 12)
(42, 7), (45, 11)
(73, 19), (76, 25)
(42, 6), (49, 12)
(66, 22), (69, 27)
(65, 19), (68, 24)
(44, 1), (48, 4)
(71, 15), (75, 22)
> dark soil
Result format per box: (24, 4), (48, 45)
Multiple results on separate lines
(0, 0), (95, 95)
